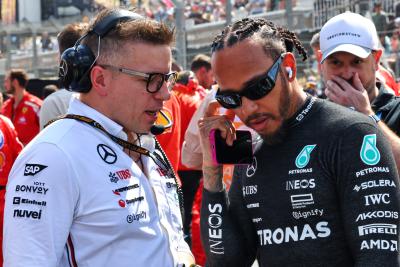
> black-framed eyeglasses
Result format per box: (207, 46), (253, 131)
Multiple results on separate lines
(99, 64), (177, 93)
(215, 54), (284, 109)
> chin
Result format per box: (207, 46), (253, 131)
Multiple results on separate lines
(260, 120), (288, 146)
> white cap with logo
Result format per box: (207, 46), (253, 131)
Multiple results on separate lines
(320, 12), (380, 63)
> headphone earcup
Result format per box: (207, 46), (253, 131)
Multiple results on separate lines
(59, 45), (95, 93)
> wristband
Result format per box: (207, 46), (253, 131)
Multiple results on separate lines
(369, 114), (381, 123)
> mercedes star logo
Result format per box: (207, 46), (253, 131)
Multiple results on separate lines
(97, 144), (117, 164)
(246, 157), (257, 177)
(59, 59), (68, 77)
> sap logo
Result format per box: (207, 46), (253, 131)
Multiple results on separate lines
(358, 224), (397, 236)
(243, 185), (257, 196)
(126, 211), (147, 223)
(364, 193), (390, 206)
(257, 221), (331, 246)
(290, 193), (314, 209)
(356, 211), (398, 222)
(286, 179), (315, 191)
(15, 185), (49, 195)
(24, 164), (47, 176)
(361, 239), (398, 252)
(208, 203), (224, 255)
(13, 209), (42, 220)
(13, 197), (46, 206)
(353, 180), (396, 192)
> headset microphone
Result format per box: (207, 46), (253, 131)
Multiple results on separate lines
(150, 110), (172, 135)
(150, 125), (166, 135)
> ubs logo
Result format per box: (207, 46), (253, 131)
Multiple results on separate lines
(97, 144), (117, 164)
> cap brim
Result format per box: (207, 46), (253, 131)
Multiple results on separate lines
(321, 44), (372, 63)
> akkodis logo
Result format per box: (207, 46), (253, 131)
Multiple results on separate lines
(295, 145), (316, 169)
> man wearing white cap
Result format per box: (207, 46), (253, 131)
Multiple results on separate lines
(319, 11), (400, 170)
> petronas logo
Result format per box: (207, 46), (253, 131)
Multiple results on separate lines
(360, 134), (380, 166)
(295, 145), (316, 168)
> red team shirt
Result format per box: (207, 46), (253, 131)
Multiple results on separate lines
(0, 114), (23, 265)
(1, 92), (42, 145)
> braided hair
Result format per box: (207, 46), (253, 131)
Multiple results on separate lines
(212, 18), (307, 61)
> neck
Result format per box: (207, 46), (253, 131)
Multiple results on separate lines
(287, 82), (308, 118)
(13, 88), (25, 106)
(368, 84), (379, 103)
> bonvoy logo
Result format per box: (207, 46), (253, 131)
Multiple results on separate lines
(295, 145), (316, 169)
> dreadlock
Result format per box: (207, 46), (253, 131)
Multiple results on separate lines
(212, 18), (307, 61)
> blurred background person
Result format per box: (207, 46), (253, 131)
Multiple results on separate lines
(1, 69), (42, 145)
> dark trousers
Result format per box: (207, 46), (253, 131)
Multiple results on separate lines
(178, 169), (202, 247)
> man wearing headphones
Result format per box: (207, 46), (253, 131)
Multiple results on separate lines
(3, 8), (194, 267)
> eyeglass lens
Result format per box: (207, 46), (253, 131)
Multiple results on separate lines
(147, 73), (177, 93)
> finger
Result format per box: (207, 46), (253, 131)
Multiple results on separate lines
(352, 72), (365, 92)
(204, 100), (221, 118)
(325, 80), (345, 99)
(331, 75), (354, 92)
(225, 109), (236, 122)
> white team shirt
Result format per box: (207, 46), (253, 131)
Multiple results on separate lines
(4, 98), (191, 267)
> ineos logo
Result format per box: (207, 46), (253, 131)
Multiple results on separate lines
(97, 144), (117, 164)
(59, 59), (68, 78)
(246, 157), (257, 177)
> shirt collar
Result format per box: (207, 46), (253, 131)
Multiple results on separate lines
(67, 98), (128, 141)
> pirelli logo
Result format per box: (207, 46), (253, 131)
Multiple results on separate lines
(358, 224), (397, 236)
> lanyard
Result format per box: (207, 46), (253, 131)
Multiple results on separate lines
(45, 114), (184, 214)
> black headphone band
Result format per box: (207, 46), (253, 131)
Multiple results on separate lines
(60, 9), (144, 93)
(91, 10), (143, 37)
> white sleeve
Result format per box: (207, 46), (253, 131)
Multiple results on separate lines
(3, 142), (79, 267)
(181, 90), (215, 169)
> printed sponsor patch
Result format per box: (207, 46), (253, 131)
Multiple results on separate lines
(24, 164), (48, 176)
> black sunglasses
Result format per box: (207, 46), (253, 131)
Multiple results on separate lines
(215, 54), (284, 109)
(99, 64), (177, 93)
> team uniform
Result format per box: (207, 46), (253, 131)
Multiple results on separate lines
(201, 97), (400, 266)
(1, 91), (42, 145)
(372, 82), (400, 135)
(3, 98), (192, 267)
(0, 115), (23, 265)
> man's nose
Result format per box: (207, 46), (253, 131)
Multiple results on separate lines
(240, 97), (258, 116)
(339, 66), (355, 81)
